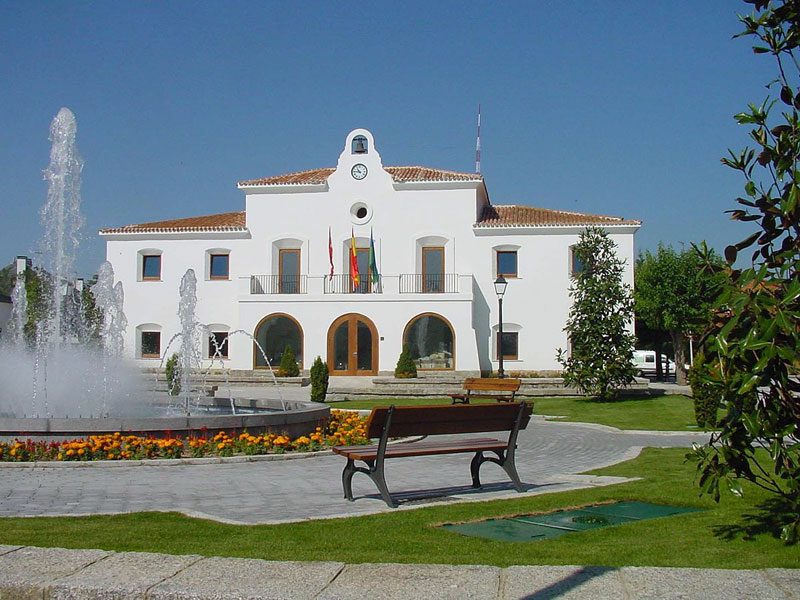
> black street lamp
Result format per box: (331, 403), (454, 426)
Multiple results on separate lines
(494, 275), (508, 378)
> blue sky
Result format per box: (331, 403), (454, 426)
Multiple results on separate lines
(0, 1), (769, 277)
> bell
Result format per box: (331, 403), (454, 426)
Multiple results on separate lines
(353, 136), (367, 154)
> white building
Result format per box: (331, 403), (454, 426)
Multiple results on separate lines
(100, 129), (640, 376)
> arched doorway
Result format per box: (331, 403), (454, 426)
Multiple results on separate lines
(327, 313), (378, 375)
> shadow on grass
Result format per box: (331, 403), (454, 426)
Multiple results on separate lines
(712, 497), (798, 545)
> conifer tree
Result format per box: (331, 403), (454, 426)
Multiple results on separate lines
(278, 345), (299, 377)
(557, 227), (637, 400)
(394, 344), (418, 378)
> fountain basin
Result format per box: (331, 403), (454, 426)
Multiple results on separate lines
(0, 400), (329, 439)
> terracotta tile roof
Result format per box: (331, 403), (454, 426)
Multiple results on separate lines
(476, 205), (641, 228)
(385, 166), (482, 182)
(238, 166), (482, 186)
(100, 211), (246, 234)
(238, 168), (335, 186)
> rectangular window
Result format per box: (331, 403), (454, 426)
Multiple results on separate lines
(208, 332), (229, 358)
(497, 332), (519, 360)
(422, 247), (444, 293)
(279, 249), (300, 293)
(142, 255), (161, 280)
(210, 254), (229, 279)
(497, 250), (518, 277)
(570, 246), (584, 276)
(141, 331), (161, 358)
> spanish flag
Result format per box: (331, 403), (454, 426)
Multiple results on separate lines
(350, 228), (360, 289)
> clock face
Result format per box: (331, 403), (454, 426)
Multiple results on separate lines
(351, 164), (368, 180)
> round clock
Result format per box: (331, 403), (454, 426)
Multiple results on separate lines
(351, 164), (368, 180)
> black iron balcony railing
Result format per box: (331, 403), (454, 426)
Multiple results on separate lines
(399, 273), (459, 293)
(250, 275), (307, 294)
(324, 274), (383, 294)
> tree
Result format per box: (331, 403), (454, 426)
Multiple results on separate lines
(309, 356), (329, 402)
(690, 0), (800, 543)
(0, 263), (14, 297)
(557, 227), (638, 400)
(634, 244), (723, 384)
(394, 344), (418, 378)
(278, 345), (300, 377)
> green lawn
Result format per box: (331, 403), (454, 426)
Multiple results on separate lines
(334, 394), (701, 431)
(1, 448), (795, 568)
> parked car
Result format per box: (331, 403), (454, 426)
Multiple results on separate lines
(633, 350), (676, 378)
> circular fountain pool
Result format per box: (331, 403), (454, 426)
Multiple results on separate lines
(0, 399), (329, 439)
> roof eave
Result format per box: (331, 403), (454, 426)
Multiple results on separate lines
(237, 182), (329, 193)
(99, 228), (251, 240)
(472, 222), (642, 235)
(393, 179), (484, 191)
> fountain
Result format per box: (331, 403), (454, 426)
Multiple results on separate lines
(0, 108), (327, 439)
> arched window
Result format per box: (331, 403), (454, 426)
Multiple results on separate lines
(253, 313), (303, 370)
(403, 313), (455, 370)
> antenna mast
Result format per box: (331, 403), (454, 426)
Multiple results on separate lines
(475, 104), (482, 174)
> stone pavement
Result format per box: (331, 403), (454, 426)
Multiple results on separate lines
(1, 545), (798, 599)
(0, 418), (707, 523)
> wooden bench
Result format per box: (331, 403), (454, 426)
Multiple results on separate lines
(332, 402), (533, 507)
(450, 377), (521, 404)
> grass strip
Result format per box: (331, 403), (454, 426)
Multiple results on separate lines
(0, 448), (796, 568)
(334, 394), (701, 431)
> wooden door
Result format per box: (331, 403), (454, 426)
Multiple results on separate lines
(328, 314), (378, 375)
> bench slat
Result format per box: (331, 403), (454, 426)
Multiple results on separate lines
(462, 377), (521, 392)
(334, 437), (508, 461)
(365, 402), (531, 439)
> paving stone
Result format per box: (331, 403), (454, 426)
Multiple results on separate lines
(147, 557), (343, 600)
(0, 546), (110, 600)
(316, 563), (500, 600)
(500, 565), (625, 600)
(47, 551), (203, 600)
(620, 566), (789, 599)
(762, 569), (800, 598)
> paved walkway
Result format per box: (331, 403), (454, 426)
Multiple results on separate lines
(1, 545), (798, 599)
(0, 418), (707, 523)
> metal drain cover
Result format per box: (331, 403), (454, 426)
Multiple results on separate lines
(440, 501), (703, 542)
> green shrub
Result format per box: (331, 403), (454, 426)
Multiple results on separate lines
(165, 353), (181, 396)
(277, 346), (300, 377)
(688, 352), (720, 429)
(310, 356), (329, 402)
(394, 344), (417, 378)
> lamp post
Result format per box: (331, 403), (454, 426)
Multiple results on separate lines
(494, 275), (508, 378)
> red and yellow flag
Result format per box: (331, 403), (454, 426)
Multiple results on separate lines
(350, 229), (360, 289)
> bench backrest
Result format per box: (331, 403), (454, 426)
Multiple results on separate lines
(463, 377), (521, 392)
(365, 402), (532, 439)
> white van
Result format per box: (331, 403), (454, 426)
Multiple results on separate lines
(633, 350), (676, 378)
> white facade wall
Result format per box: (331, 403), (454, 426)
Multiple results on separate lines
(102, 129), (639, 375)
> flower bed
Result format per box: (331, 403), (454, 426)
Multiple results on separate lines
(0, 410), (368, 462)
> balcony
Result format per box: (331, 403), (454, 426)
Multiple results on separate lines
(399, 273), (459, 294)
(242, 273), (470, 298)
(250, 275), (307, 294)
(324, 274), (383, 294)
